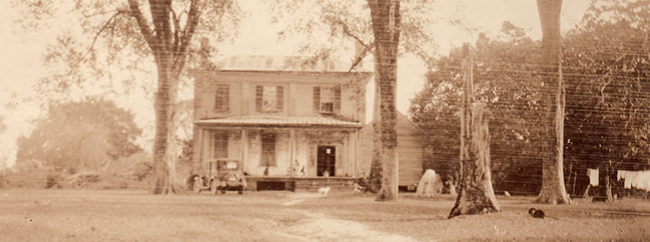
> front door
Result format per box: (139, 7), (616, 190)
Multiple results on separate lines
(317, 146), (336, 177)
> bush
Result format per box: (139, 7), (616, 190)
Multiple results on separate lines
(45, 173), (64, 189)
(0, 174), (6, 189)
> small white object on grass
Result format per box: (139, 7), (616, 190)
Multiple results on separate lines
(317, 187), (331, 195)
(504, 191), (511, 197)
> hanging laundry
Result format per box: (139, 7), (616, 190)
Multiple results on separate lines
(624, 171), (635, 189)
(588, 168), (599, 186)
(614, 170), (650, 191)
(617, 170), (627, 182)
(638, 172), (650, 191)
(632, 171), (642, 188)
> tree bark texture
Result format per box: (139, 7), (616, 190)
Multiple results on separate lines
(368, 0), (400, 201)
(368, 80), (383, 193)
(128, 0), (202, 194)
(534, 0), (571, 204)
(449, 49), (500, 218)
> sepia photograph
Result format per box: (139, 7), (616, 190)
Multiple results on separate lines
(1, 0), (650, 241)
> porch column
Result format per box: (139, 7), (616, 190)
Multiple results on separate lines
(289, 128), (295, 177)
(241, 128), (248, 172)
(192, 126), (203, 174)
(351, 130), (358, 178)
(353, 129), (359, 178)
(200, 129), (208, 172)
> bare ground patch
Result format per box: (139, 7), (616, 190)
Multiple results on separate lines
(1, 189), (649, 241)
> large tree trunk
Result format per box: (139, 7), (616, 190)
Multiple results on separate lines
(534, 0), (571, 204)
(129, 0), (201, 194)
(449, 46), (500, 218)
(368, 0), (401, 201)
(152, 56), (182, 194)
(368, 80), (383, 193)
(152, 60), (172, 194)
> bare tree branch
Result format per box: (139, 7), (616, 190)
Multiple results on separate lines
(171, 8), (181, 56)
(325, 16), (374, 72)
(148, 0), (173, 55)
(172, 0), (202, 77)
(348, 42), (374, 72)
(82, 10), (116, 19)
(64, 12), (121, 79)
(128, 0), (157, 51)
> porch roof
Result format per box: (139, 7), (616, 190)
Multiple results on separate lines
(195, 116), (363, 128)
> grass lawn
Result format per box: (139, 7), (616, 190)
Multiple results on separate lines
(1, 188), (649, 241)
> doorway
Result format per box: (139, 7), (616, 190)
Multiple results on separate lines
(317, 146), (336, 177)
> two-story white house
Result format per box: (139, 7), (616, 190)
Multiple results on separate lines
(191, 55), (373, 191)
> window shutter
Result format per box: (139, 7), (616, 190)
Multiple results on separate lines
(255, 85), (263, 112)
(334, 85), (341, 113)
(215, 85), (229, 112)
(276, 86), (283, 111)
(313, 86), (320, 113)
(223, 85), (229, 111)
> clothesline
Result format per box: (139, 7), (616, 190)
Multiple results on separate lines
(617, 170), (650, 191)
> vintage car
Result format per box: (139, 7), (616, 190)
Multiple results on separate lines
(206, 159), (247, 194)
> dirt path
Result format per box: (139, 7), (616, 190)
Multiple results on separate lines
(273, 194), (419, 242)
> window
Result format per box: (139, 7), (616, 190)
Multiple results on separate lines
(256, 85), (283, 113)
(260, 132), (276, 167)
(212, 131), (228, 159)
(214, 84), (229, 112)
(313, 86), (340, 113)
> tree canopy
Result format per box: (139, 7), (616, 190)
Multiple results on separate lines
(410, 22), (546, 195)
(16, 99), (142, 174)
(412, 0), (650, 199)
(265, 0), (442, 64)
(15, 0), (242, 99)
(563, 0), (650, 195)
(14, 0), (243, 193)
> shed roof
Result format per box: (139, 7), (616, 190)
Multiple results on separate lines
(195, 116), (363, 128)
(216, 55), (371, 73)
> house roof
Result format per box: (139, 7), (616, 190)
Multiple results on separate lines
(195, 116), (363, 128)
(216, 55), (372, 73)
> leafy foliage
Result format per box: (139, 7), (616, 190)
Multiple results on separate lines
(563, 0), (650, 185)
(265, 0), (443, 63)
(13, 0), (243, 194)
(413, 0), (650, 197)
(14, 0), (242, 99)
(0, 115), (6, 134)
(410, 22), (546, 195)
(16, 99), (142, 174)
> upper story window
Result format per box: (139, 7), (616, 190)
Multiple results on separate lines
(214, 84), (229, 112)
(256, 85), (283, 113)
(313, 86), (341, 114)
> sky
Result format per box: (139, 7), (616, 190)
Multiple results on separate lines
(0, 0), (591, 168)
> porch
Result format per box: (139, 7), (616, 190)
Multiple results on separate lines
(245, 176), (357, 192)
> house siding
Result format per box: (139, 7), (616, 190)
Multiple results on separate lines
(359, 112), (425, 187)
(193, 56), (425, 191)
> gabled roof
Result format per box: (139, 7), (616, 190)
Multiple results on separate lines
(195, 116), (363, 128)
(216, 55), (372, 73)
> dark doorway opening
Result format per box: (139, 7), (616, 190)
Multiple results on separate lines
(317, 146), (336, 177)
